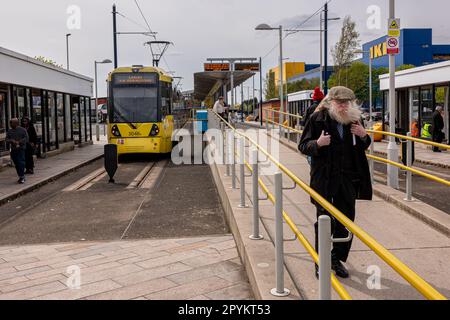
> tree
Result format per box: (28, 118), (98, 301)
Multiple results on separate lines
(331, 16), (361, 85)
(264, 70), (277, 101)
(34, 56), (63, 68)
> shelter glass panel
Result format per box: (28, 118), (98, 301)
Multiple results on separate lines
(57, 93), (65, 144)
(0, 92), (6, 153)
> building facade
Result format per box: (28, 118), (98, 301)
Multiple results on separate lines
(361, 29), (450, 68)
(269, 62), (320, 88)
(379, 60), (450, 142)
(0, 47), (93, 157)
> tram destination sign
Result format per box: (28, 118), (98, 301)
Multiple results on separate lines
(113, 73), (158, 85)
(234, 63), (260, 71)
(204, 63), (230, 72)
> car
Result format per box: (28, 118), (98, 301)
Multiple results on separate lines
(97, 104), (107, 123)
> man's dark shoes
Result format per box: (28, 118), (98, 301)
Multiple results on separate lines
(332, 260), (349, 278)
(18, 177), (25, 184)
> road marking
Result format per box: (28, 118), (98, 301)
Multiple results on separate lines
(63, 168), (106, 192)
(126, 163), (155, 189)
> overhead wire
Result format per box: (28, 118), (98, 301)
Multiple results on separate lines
(133, 0), (172, 71)
(260, 0), (332, 61)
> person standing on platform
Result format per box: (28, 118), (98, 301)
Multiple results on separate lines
(298, 86), (373, 279)
(5, 118), (29, 184)
(431, 106), (445, 152)
(21, 117), (37, 174)
(301, 87), (325, 127)
(213, 96), (225, 119)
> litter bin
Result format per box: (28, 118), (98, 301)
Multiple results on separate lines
(195, 110), (208, 134)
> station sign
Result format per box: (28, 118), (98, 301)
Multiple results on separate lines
(204, 63), (230, 72)
(234, 63), (260, 72)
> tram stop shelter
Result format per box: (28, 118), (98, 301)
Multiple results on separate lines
(193, 70), (256, 105)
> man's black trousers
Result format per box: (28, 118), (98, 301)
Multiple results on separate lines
(314, 177), (356, 263)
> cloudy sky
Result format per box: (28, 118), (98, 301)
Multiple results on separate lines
(1, 0), (449, 97)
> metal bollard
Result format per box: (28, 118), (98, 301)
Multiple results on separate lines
(220, 123), (225, 166)
(250, 150), (263, 240)
(231, 134), (237, 189)
(270, 172), (290, 297)
(369, 132), (375, 184)
(318, 215), (332, 300)
(405, 132), (413, 201)
(225, 129), (231, 177)
(238, 137), (249, 208)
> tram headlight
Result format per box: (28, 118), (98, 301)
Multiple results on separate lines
(150, 124), (160, 137)
(111, 125), (122, 137)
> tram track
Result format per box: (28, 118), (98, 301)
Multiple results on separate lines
(120, 159), (169, 240)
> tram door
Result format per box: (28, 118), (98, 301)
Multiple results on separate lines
(0, 92), (6, 153)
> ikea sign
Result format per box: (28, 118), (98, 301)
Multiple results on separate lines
(370, 42), (388, 59)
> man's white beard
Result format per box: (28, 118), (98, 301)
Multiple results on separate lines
(328, 103), (362, 125)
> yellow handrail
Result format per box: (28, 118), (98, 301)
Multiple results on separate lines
(213, 110), (447, 300)
(240, 159), (352, 300)
(267, 119), (303, 135)
(267, 108), (303, 120)
(367, 129), (450, 150)
(263, 109), (449, 188)
(367, 154), (450, 187)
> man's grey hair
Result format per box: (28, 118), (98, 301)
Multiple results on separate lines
(436, 106), (443, 112)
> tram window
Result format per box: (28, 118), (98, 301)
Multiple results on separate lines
(112, 87), (158, 123)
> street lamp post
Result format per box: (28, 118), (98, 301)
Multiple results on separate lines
(66, 34), (71, 70)
(95, 59), (113, 141)
(255, 24), (285, 131)
(355, 50), (373, 128)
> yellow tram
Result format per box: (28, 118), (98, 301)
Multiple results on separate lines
(107, 65), (182, 155)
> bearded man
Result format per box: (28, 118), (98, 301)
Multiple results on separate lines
(299, 86), (373, 279)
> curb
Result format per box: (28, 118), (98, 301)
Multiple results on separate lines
(266, 132), (450, 238)
(0, 153), (104, 207)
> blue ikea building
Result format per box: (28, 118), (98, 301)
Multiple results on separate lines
(361, 29), (450, 68)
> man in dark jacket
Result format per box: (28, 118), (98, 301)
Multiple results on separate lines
(6, 118), (29, 184)
(432, 106), (445, 152)
(299, 86), (373, 279)
(301, 87), (324, 127)
(21, 117), (38, 174)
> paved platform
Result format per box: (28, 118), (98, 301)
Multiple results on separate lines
(0, 143), (105, 205)
(210, 125), (450, 300)
(0, 236), (253, 300)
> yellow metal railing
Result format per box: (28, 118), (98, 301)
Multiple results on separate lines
(268, 108), (303, 120)
(212, 110), (447, 300)
(241, 157), (352, 300)
(265, 110), (450, 189)
(267, 119), (303, 135)
(367, 129), (450, 151)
